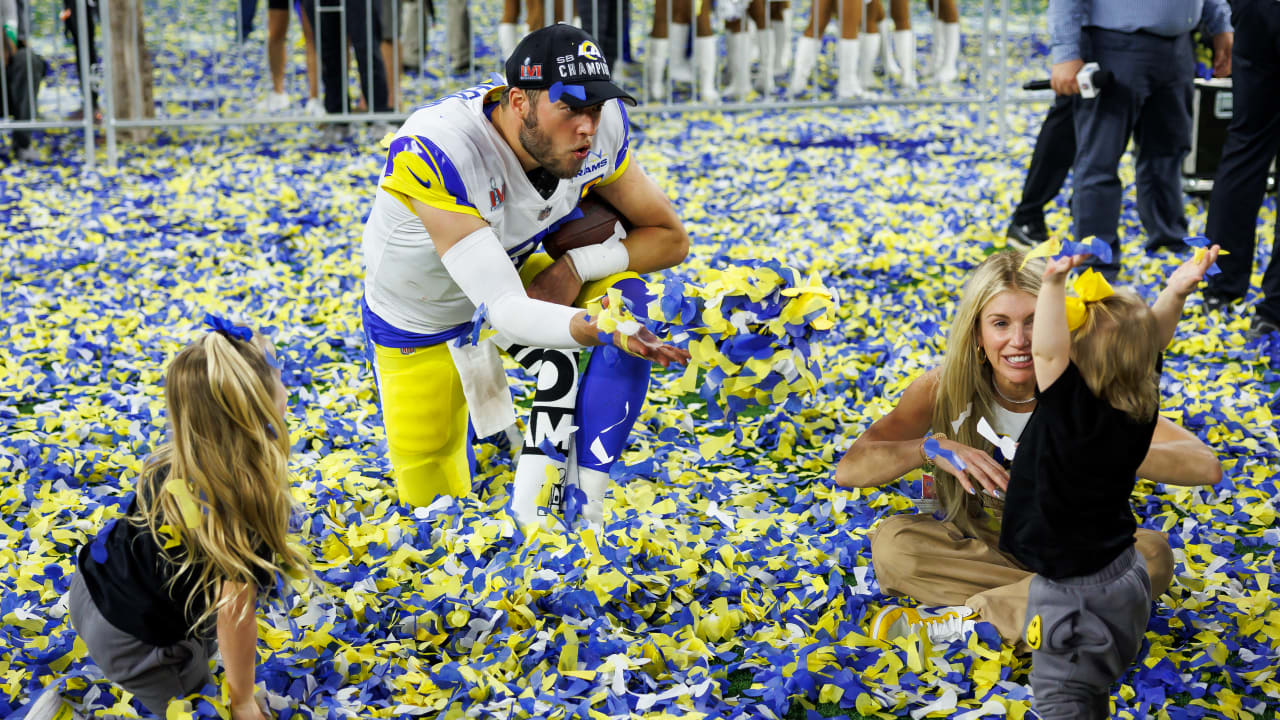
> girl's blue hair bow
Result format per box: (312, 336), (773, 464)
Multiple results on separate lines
(203, 313), (254, 342)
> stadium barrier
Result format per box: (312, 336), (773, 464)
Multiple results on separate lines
(0, 0), (1050, 170)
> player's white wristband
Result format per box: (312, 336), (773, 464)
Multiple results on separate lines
(441, 226), (581, 348)
(565, 229), (630, 282)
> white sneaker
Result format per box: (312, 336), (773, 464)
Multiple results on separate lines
(320, 124), (350, 145)
(20, 684), (82, 720)
(255, 91), (291, 114)
(303, 98), (325, 117)
(869, 604), (977, 643)
(369, 121), (396, 143)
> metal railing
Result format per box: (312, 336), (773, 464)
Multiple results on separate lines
(0, 0), (1052, 171)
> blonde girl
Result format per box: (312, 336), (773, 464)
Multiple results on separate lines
(998, 246), (1219, 717)
(69, 317), (308, 719)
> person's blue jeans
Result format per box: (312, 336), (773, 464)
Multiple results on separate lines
(1071, 28), (1194, 276)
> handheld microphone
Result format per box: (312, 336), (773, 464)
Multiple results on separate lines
(1022, 63), (1113, 98)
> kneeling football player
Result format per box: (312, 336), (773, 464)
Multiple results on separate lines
(360, 23), (690, 530)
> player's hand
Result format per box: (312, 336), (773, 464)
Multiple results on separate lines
(593, 295), (690, 368)
(1168, 244), (1219, 298)
(1050, 58), (1084, 96)
(932, 437), (1010, 496)
(1041, 253), (1086, 283)
(612, 327), (691, 369)
(1212, 32), (1233, 78)
(526, 256), (583, 306)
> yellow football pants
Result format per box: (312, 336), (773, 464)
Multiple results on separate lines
(369, 253), (641, 506)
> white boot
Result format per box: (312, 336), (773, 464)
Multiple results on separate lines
(726, 31), (752, 100)
(858, 32), (880, 89)
(576, 467), (611, 528)
(894, 29), (917, 89)
(881, 21), (901, 77)
(498, 23), (518, 65)
(926, 16), (943, 77)
(755, 28), (776, 95)
(787, 35), (819, 97)
(669, 22), (693, 82)
(693, 35), (720, 103)
(774, 8), (792, 73)
(837, 38), (862, 99)
(400, 0), (422, 68)
(648, 37), (670, 101)
(937, 21), (960, 84)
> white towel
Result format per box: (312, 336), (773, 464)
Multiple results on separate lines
(447, 338), (515, 439)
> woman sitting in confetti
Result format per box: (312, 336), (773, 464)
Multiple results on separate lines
(67, 317), (309, 719)
(835, 249), (1222, 650)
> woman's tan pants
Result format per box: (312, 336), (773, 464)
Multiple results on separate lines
(870, 513), (1174, 652)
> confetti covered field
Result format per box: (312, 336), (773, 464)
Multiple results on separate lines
(4, 9), (1280, 720)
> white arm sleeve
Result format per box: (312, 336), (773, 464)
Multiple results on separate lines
(440, 227), (583, 349)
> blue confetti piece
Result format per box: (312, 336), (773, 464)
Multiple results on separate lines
(547, 81), (587, 104)
(922, 436), (967, 472)
(454, 304), (487, 348)
(536, 437), (566, 462)
(89, 518), (117, 564)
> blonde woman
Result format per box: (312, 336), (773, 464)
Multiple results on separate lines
(835, 250), (1221, 650)
(69, 317), (309, 719)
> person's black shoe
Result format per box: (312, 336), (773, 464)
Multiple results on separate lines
(1246, 315), (1280, 342)
(1006, 222), (1048, 250)
(1202, 293), (1236, 313)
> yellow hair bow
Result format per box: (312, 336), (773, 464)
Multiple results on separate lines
(1064, 268), (1114, 331)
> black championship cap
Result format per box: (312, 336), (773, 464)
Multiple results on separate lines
(505, 23), (637, 108)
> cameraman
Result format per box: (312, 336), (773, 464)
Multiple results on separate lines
(3, 0), (47, 162)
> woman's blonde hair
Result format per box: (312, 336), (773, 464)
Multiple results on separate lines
(931, 250), (1041, 537)
(1070, 290), (1160, 422)
(135, 329), (308, 629)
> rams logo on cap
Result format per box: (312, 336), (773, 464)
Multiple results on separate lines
(577, 40), (603, 61)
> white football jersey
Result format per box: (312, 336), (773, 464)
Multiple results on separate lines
(362, 80), (631, 339)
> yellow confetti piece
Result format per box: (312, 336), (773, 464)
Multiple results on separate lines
(163, 477), (203, 528)
(698, 432), (735, 460)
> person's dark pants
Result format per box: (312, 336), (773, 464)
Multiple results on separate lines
(62, 0), (99, 110)
(305, 0), (391, 115)
(238, 0), (258, 42)
(5, 48), (47, 152)
(1204, 0), (1280, 324)
(1072, 28), (1194, 275)
(577, 0), (632, 65)
(1012, 93), (1076, 230)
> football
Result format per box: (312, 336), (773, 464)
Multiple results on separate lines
(541, 195), (632, 260)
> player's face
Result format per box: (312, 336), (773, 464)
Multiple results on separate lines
(977, 290), (1036, 392)
(518, 93), (605, 179)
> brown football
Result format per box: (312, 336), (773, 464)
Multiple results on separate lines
(541, 195), (632, 260)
